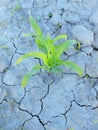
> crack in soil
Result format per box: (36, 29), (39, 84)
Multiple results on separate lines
(18, 106), (46, 130)
(0, 99), (8, 105)
(20, 117), (33, 129)
(18, 88), (26, 105)
(39, 81), (54, 115)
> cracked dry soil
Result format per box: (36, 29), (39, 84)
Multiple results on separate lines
(0, 0), (98, 130)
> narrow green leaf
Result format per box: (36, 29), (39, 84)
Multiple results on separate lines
(47, 54), (58, 67)
(53, 34), (67, 44)
(16, 52), (47, 65)
(22, 65), (46, 87)
(35, 34), (55, 55)
(29, 15), (42, 35)
(55, 40), (77, 57)
(35, 35), (48, 54)
(62, 60), (84, 76)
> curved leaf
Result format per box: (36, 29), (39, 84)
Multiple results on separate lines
(29, 15), (42, 35)
(16, 52), (47, 65)
(62, 60), (84, 76)
(55, 40), (77, 58)
(53, 34), (67, 44)
(35, 35), (48, 54)
(22, 65), (46, 87)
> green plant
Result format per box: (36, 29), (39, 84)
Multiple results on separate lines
(16, 15), (84, 87)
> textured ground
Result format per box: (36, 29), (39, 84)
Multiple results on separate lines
(0, 0), (98, 130)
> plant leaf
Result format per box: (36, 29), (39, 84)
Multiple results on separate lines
(55, 40), (77, 58)
(16, 52), (47, 65)
(29, 15), (42, 35)
(35, 35), (48, 54)
(22, 65), (46, 87)
(53, 34), (67, 44)
(62, 60), (84, 76)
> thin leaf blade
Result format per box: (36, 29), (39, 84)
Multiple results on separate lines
(29, 15), (42, 35)
(16, 52), (47, 65)
(55, 40), (77, 57)
(62, 60), (84, 76)
(53, 34), (67, 44)
(22, 65), (46, 87)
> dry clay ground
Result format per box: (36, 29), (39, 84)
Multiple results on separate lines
(0, 0), (98, 130)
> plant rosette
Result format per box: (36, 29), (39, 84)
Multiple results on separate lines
(16, 15), (84, 87)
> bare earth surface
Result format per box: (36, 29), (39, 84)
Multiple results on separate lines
(0, 0), (98, 130)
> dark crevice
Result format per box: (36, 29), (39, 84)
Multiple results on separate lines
(1, 54), (14, 74)
(0, 99), (8, 105)
(93, 87), (98, 100)
(34, 115), (46, 130)
(6, 36), (24, 55)
(18, 106), (46, 130)
(2, 81), (16, 87)
(92, 79), (98, 88)
(63, 100), (73, 116)
(21, 117), (33, 128)
(91, 79), (98, 100)
(50, 115), (61, 119)
(62, 98), (93, 119)
(60, 8), (65, 16)
(18, 106), (34, 117)
(44, 114), (67, 128)
(1, 53), (15, 85)
(92, 106), (98, 110)
(72, 90), (93, 108)
(61, 81), (84, 93)
(73, 100), (92, 108)
(18, 88), (26, 104)
(93, 47), (98, 51)
(16, 17), (22, 29)
(61, 100), (73, 124)
(12, 40), (24, 55)
(39, 81), (54, 115)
